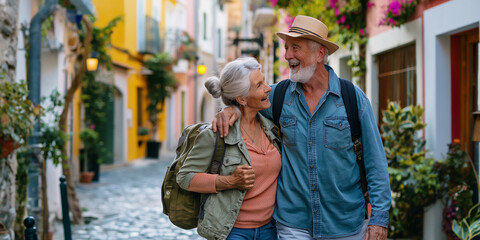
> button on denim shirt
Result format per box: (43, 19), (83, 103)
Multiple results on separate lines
(261, 65), (391, 238)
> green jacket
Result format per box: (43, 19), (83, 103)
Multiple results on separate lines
(176, 113), (281, 240)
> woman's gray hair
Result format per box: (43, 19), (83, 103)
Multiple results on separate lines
(307, 40), (329, 63)
(204, 57), (261, 106)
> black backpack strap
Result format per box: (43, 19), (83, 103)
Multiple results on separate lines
(207, 131), (226, 174)
(272, 79), (291, 128)
(339, 78), (370, 219)
(199, 130), (226, 219)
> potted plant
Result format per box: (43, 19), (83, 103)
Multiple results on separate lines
(79, 126), (105, 183)
(0, 80), (41, 158)
(137, 126), (149, 146)
(143, 52), (178, 159)
(438, 142), (479, 239)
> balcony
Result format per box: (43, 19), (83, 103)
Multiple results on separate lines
(251, 0), (276, 33)
(138, 16), (164, 55)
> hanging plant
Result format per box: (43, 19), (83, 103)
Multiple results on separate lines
(379, 0), (418, 28)
(144, 52), (178, 139)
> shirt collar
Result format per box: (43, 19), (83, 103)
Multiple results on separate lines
(288, 64), (341, 97)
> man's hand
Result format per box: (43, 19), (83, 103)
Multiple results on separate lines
(364, 225), (387, 240)
(212, 106), (239, 137)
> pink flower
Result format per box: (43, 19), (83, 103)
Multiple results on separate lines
(285, 15), (295, 28)
(329, 0), (338, 8)
(388, 1), (402, 16)
(359, 29), (365, 36)
(345, 24), (350, 29)
(335, 8), (340, 16)
(388, 18), (397, 26)
(340, 15), (346, 23)
(90, 124), (95, 130)
(367, 2), (375, 8)
(269, 0), (278, 7)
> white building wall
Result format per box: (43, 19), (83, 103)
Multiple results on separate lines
(16, 0), (31, 83)
(366, 18), (423, 122)
(424, 0), (480, 159)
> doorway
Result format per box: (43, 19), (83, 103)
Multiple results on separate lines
(451, 28), (479, 160)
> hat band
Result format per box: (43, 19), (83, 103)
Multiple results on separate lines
(289, 26), (324, 40)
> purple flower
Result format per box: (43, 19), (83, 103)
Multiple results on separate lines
(388, 1), (402, 16)
(340, 15), (346, 23)
(359, 29), (365, 36)
(335, 8), (340, 16)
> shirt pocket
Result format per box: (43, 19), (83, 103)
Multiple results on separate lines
(280, 116), (297, 146)
(324, 117), (352, 150)
(222, 154), (243, 175)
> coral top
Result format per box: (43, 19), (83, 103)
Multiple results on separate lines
(188, 130), (282, 228)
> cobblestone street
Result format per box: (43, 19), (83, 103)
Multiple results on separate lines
(54, 150), (203, 240)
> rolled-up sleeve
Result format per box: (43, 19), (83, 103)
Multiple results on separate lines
(357, 88), (392, 227)
(176, 129), (216, 191)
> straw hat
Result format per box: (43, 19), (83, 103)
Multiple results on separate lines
(276, 15), (339, 54)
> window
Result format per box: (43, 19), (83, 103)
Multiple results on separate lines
(377, 44), (416, 122)
(137, 0), (146, 51)
(181, 91), (185, 131)
(203, 13), (207, 40)
(153, 0), (161, 22)
(218, 28), (222, 58)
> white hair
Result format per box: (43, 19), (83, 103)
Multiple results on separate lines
(307, 40), (329, 63)
(204, 57), (262, 106)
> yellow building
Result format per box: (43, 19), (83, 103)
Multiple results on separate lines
(76, 0), (169, 164)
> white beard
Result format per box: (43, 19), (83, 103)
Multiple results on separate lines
(289, 62), (317, 83)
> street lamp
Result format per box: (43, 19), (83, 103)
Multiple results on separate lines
(86, 52), (98, 71)
(197, 64), (207, 75)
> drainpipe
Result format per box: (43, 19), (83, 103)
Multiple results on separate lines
(194, 0), (198, 122)
(28, 0), (58, 105)
(26, 0), (58, 222)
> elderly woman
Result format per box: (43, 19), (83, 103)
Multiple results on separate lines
(176, 57), (281, 240)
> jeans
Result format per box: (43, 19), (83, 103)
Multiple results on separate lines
(277, 220), (368, 240)
(226, 220), (278, 240)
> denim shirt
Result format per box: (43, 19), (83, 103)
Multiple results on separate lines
(261, 65), (391, 238)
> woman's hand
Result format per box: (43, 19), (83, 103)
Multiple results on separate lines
(216, 165), (255, 191)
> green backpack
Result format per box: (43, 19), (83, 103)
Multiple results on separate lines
(161, 123), (226, 229)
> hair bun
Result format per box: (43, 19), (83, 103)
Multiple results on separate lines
(204, 76), (222, 98)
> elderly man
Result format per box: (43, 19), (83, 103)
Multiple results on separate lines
(214, 15), (391, 239)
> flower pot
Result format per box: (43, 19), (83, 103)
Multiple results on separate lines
(146, 140), (162, 159)
(80, 172), (94, 184)
(0, 136), (18, 158)
(80, 149), (100, 182)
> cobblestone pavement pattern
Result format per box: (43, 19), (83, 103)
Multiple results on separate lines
(54, 151), (203, 240)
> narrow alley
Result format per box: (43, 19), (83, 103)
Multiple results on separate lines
(54, 150), (202, 240)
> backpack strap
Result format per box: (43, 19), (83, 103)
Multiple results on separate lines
(207, 131), (226, 174)
(198, 130), (226, 219)
(272, 79), (291, 128)
(339, 78), (370, 219)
